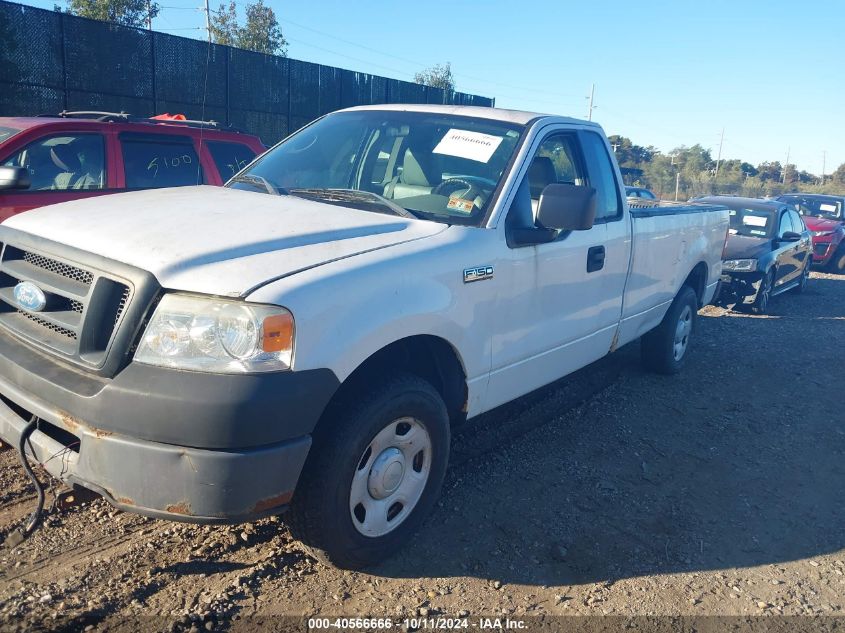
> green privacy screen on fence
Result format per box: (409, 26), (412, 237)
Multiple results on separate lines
(0, 0), (494, 145)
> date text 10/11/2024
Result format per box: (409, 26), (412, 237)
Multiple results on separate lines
(308, 618), (528, 630)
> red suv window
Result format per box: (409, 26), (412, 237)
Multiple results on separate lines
(206, 141), (258, 182)
(3, 133), (106, 191)
(120, 133), (204, 189)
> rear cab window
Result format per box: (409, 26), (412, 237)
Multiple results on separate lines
(580, 131), (622, 222)
(120, 133), (204, 189)
(206, 141), (258, 182)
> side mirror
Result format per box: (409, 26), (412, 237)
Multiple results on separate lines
(780, 231), (801, 242)
(0, 166), (31, 191)
(536, 183), (596, 231)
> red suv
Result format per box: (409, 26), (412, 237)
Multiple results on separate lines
(776, 194), (845, 272)
(0, 112), (266, 222)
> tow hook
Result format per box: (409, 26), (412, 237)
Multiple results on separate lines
(3, 417), (47, 549)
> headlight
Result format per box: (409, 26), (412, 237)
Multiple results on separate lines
(134, 294), (294, 373)
(723, 259), (757, 272)
(812, 230), (833, 237)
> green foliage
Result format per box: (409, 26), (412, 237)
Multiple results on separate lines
(65, 0), (158, 28)
(414, 63), (455, 91)
(210, 0), (287, 56)
(610, 134), (845, 199)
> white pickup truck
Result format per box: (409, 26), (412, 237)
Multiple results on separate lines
(0, 105), (728, 568)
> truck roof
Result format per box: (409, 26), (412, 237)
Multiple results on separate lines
(339, 104), (596, 128)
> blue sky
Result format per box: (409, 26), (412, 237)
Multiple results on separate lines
(20, 0), (845, 173)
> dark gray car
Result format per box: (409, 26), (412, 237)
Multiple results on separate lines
(695, 196), (813, 314)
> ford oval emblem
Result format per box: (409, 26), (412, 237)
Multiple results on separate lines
(13, 281), (47, 312)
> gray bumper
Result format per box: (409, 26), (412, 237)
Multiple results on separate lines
(0, 377), (311, 522)
(0, 328), (339, 523)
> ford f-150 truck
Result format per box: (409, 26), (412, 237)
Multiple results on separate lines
(0, 105), (728, 568)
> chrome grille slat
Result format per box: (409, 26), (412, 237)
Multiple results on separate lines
(22, 251), (94, 286)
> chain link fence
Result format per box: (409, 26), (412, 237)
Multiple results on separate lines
(0, 0), (494, 145)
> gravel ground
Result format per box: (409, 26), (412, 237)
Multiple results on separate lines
(1, 271), (844, 632)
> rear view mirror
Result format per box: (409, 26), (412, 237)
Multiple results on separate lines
(780, 231), (801, 242)
(0, 166), (31, 191)
(536, 183), (596, 231)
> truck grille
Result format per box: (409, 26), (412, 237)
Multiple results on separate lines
(814, 243), (830, 257)
(0, 242), (133, 368)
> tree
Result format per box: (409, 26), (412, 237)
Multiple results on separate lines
(832, 163), (845, 186)
(210, 0), (287, 56)
(414, 63), (455, 91)
(239, 0), (286, 55)
(210, 0), (238, 47)
(65, 0), (158, 28)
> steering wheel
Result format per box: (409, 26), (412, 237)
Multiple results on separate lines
(433, 178), (484, 203)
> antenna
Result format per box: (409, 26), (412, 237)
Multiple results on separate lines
(586, 84), (596, 121)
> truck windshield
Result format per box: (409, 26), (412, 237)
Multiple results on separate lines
(228, 111), (524, 226)
(728, 208), (775, 238)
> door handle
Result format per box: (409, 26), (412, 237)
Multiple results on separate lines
(587, 245), (605, 273)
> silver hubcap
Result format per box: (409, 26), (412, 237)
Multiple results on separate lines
(349, 417), (432, 538)
(673, 305), (692, 361)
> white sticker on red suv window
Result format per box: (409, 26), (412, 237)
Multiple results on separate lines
(433, 129), (504, 163)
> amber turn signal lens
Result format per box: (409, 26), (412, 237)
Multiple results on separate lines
(261, 313), (294, 353)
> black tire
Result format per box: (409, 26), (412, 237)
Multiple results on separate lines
(641, 285), (698, 375)
(828, 246), (845, 274)
(286, 372), (450, 570)
(749, 269), (774, 315)
(794, 259), (811, 294)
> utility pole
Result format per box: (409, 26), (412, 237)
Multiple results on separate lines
(586, 83), (596, 121)
(674, 172), (680, 202)
(714, 128), (724, 179)
(205, 0), (212, 43)
(782, 147), (790, 184)
(821, 150), (826, 185)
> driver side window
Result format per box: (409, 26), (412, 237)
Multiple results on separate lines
(3, 133), (106, 191)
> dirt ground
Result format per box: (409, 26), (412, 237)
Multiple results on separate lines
(1, 271), (844, 633)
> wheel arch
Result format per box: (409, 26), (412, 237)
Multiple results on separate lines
(681, 261), (709, 306)
(319, 335), (468, 428)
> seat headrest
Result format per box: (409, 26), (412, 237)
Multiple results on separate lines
(50, 144), (81, 173)
(400, 147), (438, 187)
(528, 156), (556, 198)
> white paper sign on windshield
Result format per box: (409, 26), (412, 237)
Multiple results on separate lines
(433, 129), (504, 163)
(820, 203), (837, 212)
(742, 215), (768, 227)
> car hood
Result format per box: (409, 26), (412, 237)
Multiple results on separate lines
(724, 234), (772, 260)
(801, 216), (842, 232)
(2, 186), (447, 297)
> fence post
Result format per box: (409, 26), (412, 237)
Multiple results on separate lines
(58, 13), (68, 111)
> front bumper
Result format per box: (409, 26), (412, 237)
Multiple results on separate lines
(812, 239), (835, 265)
(0, 329), (340, 523)
(718, 271), (764, 304)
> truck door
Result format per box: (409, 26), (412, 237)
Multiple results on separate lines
(484, 128), (630, 411)
(774, 209), (798, 286)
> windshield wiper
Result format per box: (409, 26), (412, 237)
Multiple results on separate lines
(288, 188), (421, 219)
(229, 174), (289, 196)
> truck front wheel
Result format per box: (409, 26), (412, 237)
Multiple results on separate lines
(286, 373), (450, 569)
(641, 285), (698, 375)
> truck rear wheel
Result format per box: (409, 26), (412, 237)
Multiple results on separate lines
(641, 285), (698, 375)
(286, 373), (450, 570)
(829, 246), (845, 274)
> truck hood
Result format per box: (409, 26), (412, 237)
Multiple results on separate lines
(2, 186), (447, 297)
(724, 234), (772, 260)
(801, 216), (842, 232)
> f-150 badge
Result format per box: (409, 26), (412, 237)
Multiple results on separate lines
(464, 266), (494, 283)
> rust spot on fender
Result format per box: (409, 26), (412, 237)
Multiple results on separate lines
(252, 492), (293, 514)
(115, 496), (135, 506)
(166, 501), (193, 516)
(92, 428), (113, 439)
